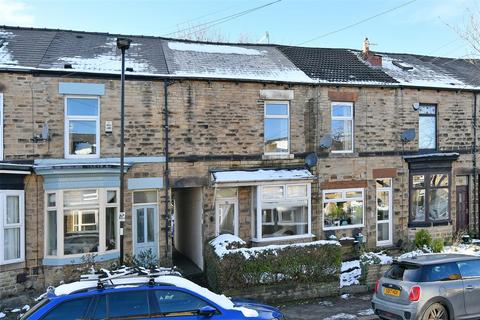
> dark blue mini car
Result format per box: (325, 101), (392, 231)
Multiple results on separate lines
(21, 275), (285, 320)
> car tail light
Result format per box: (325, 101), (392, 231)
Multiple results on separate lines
(375, 280), (380, 293)
(409, 286), (421, 301)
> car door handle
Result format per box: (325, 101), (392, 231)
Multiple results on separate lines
(466, 285), (475, 290)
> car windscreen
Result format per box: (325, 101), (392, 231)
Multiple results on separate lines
(19, 298), (49, 320)
(384, 262), (422, 282)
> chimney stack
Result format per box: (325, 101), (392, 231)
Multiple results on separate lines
(361, 37), (382, 67)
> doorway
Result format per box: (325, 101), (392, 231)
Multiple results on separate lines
(173, 188), (203, 271)
(132, 190), (159, 259)
(456, 176), (469, 232)
(376, 178), (393, 246)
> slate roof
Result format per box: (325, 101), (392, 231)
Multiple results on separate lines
(0, 26), (168, 75)
(277, 46), (398, 84)
(1, 25), (480, 89)
(162, 40), (312, 83)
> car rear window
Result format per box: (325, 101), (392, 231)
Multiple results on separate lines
(385, 263), (422, 282)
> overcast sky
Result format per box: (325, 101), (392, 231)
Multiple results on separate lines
(0, 0), (478, 58)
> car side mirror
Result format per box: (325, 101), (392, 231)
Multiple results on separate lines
(198, 305), (217, 317)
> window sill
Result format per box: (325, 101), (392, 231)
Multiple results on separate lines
(323, 224), (364, 231)
(262, 153), (294, 160)
(251, 234), (315, 243)
(43, 250), (119, 266)
(408, 220), (451, 228)
(0, 259), (25, 270)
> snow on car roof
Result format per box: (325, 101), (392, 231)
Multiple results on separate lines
(53, 275), (259, 318)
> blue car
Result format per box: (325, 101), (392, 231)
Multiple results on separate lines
(21, 275), (285, 320)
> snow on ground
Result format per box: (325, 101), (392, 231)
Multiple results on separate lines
(360, 251), (393, 265)
(209, 234), (339, 259)
(0, 312), (5, 319)
(340, 251), (393, 288)
(357, 308), (375, 316)
(323, 313), (357, 320)
(399, 242), (480, 260)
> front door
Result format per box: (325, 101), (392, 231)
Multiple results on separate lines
(133, 205), (158, 258)
(456, 184), (469, 232)
(376, 178), (393, 246)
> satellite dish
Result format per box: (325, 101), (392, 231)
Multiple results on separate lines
(319, 135), (333, 149)
(41, 122), (49, 140)
(401, 128), (415, 143)
(304, 153), (318, 167)
(412, 103), (420, 111)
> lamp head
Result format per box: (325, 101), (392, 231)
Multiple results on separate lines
(116, 38), (132, 50)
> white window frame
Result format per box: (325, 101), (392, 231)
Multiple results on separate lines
(64, 96), (100, 159)
(323, 188), (364, 230)
(331, 102), (354, 153)
(264, 101), (290, 155)
(0, 190), (25, 265)
(376, 178), (393, 247)
(253, 183), (311, 242)
(215, 189), (239, 237)
(44, 188), (119, 259)
(0, 92), (3, 161)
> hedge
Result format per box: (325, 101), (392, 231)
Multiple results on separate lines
(204, 235), (342, 292)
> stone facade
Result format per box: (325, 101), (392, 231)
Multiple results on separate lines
(1, 70), (479, 298)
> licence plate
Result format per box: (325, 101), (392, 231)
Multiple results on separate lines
(383, 287), (401, 297)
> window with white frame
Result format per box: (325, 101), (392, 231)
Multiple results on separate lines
(215, 188), (238, 236)
(331, 102), (353, 152)
(0, 191), (25, 264)
(45, 188), (119, 258)
(0, 92), (3, 161)
(418, 104), (437, 150)
(264, 101), (289, 154)
(254, 184), (311, 240)
(323, 189), (364, 229)
(65, 97), (100, 158)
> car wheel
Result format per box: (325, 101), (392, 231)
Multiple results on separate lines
(422, 303), (448, 320)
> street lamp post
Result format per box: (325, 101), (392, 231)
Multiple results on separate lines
(117, 37), (131, 266)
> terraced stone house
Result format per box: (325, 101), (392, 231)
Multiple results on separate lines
(0, 26), (479, 297)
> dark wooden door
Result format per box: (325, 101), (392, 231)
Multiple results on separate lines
(456, 185), (469, 232)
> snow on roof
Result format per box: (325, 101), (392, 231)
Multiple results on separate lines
(168, 41), (265, 55)
(0, 30), (18, 66)
(164, 42), (314, 83)
(56, 38), (153, 74)
(381, 55), (472, 89)
(212, 168), (314, 184)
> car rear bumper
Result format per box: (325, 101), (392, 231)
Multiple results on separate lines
(372, 296), (418, 320)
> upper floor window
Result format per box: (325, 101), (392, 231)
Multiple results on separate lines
(264, 102), (289, 154)
(419, 104), (436, 150)
(0, 92), (3, 161)
(331, 102), (353, 153)
(65, 97), (100, 158)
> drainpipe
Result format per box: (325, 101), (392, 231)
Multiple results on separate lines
(474, 92), (478, 237)
(164, 80), (171, 262)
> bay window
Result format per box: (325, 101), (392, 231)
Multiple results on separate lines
(323, 188), (364, 229)
(0, 191), (24, 264)
(65, 96), (100, 158)
(45, 188), (119, 259)
(254, 184), (311, 240)
(410, 172), (450, 225)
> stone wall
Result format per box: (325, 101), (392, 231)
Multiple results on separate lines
(0, 73), (165, 159)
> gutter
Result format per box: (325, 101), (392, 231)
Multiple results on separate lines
(474, 92), (478, 236)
